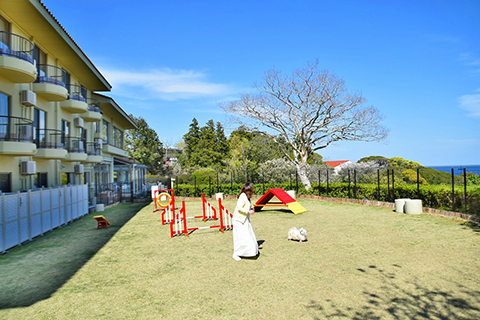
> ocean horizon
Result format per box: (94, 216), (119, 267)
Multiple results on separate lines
(427, 165), (480, 175)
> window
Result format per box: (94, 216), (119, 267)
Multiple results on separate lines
(102, 120), (110, 144)
(61, 172), (74, 185)
(81, 85), (87, 99)
(61, 119), (70, 149)
(0, 92), (9, 140)
(35, 173), (48, 188)
(0, 15), (10, 33)
(33, 108), (46, 146)
(34, 46), (47, 76)
(113, 126), (123, 149)
(0, 173), (11, 192)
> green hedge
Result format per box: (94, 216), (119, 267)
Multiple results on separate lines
(173, 182), (480, 216)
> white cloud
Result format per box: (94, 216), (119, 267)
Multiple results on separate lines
(459, 90), (480, 118)
(100, 67), (239, 101)
(459, 53), (480, 74)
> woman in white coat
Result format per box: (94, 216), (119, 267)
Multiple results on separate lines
(232, 183), (258, 261)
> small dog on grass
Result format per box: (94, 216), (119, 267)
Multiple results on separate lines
(288, 227), (308, 242)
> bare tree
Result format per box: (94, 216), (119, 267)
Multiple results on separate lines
(220, 60), (387, 190)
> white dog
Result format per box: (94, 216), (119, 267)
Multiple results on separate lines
(288, 227), (308, 242)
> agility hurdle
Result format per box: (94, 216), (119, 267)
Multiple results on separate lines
(218, 198), (233, 232)
(153, 189), (176, 225)
(169, 198), (233, 237)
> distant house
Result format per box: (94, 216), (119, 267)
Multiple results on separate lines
(325, 160), (353, 174)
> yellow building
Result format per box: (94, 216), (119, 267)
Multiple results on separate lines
(0, 0), (143, 205)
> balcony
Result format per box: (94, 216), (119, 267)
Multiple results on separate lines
(60, 84), (88, 113)
(33, 128), (67, 159)
(103, 143), (128, 157)
(0, 32), (37, 83)
(65, 137), (87, 162)
(33, 65), (68, 101)
(85, 142), (103, 163)
(0, 116), (36, 155)
(80, 98), (102, 122)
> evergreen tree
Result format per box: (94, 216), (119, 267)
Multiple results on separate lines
(125, 115), (164, 175)
(182, 118), (201, 167)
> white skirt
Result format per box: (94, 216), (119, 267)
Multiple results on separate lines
(233, 215), (258, 258)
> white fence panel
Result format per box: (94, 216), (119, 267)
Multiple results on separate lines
(0, 184), (88, 253)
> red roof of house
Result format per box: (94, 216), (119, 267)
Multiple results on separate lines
(325, 160), (351, 168)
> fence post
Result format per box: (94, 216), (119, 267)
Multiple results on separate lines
(463, 168), (467, 213)
(326, 170), (329, 196)
(348, 170), (351, 198)
(262, 172), (265, 195)
(318, 170), (321, 197)
(387, 170), (390, 201)
(451, 168), (455, 211)
(354, 169), (357, 199)
(377, 169), (380, 200)
(417, 168), (420, 198)
(17, 191), (22, 245)
(131, 181), (134, 202)
(392, 170), (395, 200)
(295, 171), (298, 193)
(1, 192), (5, 253)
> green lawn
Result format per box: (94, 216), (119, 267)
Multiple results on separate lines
(0, 199), (479, 319)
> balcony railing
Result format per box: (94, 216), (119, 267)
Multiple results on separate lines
(35, 64), (67, 87)
(87, 142), (102, 156)
(0, 116), (34, 142)
(0, 31), (35, 64)
(87, 98), (101, 112)
(34, 128), (64, 149)
(66, 137), (86, 153)
(66, 84), (86, 102)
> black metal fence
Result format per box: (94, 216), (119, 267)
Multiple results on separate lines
(94, 180), (151, 206)
(163, 167), (480, 216)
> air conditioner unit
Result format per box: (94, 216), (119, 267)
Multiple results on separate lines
(74, 164), (84, 174)
(20, 161), (36, 175)
(74, 117), (84, 128)
(20, 90), (36, 107)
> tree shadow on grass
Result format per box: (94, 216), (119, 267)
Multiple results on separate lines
(305, 264), (480, 319)
(0, 202), (149, 309)
(461, 221), (480, 233)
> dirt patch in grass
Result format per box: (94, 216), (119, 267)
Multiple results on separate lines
(0, 199), (479, 319)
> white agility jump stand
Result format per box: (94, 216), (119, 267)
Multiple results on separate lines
(153, 189), (176, 225)
(169, 195), (233, 237)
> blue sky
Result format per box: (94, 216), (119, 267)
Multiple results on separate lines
(41, 0), (479, 166)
